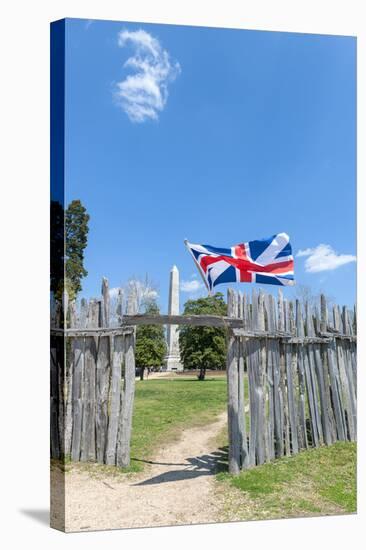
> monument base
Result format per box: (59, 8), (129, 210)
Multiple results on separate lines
(165, 355), (183, 371)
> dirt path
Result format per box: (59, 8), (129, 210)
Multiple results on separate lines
(62, 412), (228, 532)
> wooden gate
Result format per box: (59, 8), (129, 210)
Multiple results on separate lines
(51, 279), (357, 475)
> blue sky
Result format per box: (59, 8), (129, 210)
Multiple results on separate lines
(64, 18), (356, 311)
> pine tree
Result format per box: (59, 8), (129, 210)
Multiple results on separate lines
(50, 200), (64, 296)
(64, 200), (90, 300)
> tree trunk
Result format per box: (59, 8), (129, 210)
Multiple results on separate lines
(140, 366), (145, 381)
(197, 366), (206, 380)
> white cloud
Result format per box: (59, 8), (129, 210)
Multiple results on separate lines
(297, 248), (313, 257)
(115, 29), (181, 123)
(180, 279), (204, 293)
(297, 244), (356, 273)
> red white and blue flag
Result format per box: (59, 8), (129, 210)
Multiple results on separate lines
(184, 233), (295, 292)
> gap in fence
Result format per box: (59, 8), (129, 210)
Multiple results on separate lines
(50, 278), (357, 475)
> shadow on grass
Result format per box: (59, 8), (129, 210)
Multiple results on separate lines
(132, 446), (228, 486)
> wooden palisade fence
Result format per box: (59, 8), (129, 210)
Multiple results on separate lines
(51, 278), (357, 475)
(51, 278), (138, 467)
(226, 288), (357, 474)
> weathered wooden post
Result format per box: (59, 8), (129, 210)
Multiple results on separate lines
(117, 329), (136, 467)
(227, 289), (241, 475)
(63, 300), (75, 459)
(80, 300), (98, 461)
(258, 289), (269, 463)
(313, 295), (332, 446)
(281, 298), (291, 456)
(305, 302), (323, 447)
(227, 336), (241, 474)
(241, 292), (251, 468)
(101, 277), (110, 327)
(50, 335), (60, 459)
(264, 293), (275, 461)
(296, 300), (308, 449)
(337, 306), (356, 441)
(286, 300), (299, 455)
(96, 278), (111, 463)
(268, 293), (283, 458)
(71, 302), (85, 461)
(343, 306), (357, 439)
(238, 337), (249, 469)
(105, 330), (124, 465)
(326, 338), (346, 441)
(320, 294), (337, 444)
(117, 285), (138, 468)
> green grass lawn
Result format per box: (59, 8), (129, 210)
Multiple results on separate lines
(130, 376), (228, 471)
(216, 441), (356, 520)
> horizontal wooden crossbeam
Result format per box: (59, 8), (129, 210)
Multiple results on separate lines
(124, 313), (241, 327)
(232, 328), (356, 342)
(51, 327), (134, 337)
(50, 314), (357, 342)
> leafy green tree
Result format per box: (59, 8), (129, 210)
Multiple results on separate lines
(179, 293), (227, 380)
(64, 200), (90, 300)
(135, 301), (167, 380)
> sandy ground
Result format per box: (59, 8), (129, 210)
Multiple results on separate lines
(55, 412), (229, 532)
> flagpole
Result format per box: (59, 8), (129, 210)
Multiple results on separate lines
(184, 239), (211, 296)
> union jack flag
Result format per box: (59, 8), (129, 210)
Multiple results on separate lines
(184, 233), (295, 292)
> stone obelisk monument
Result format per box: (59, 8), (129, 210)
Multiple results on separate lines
(165, 265), (183, 371)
